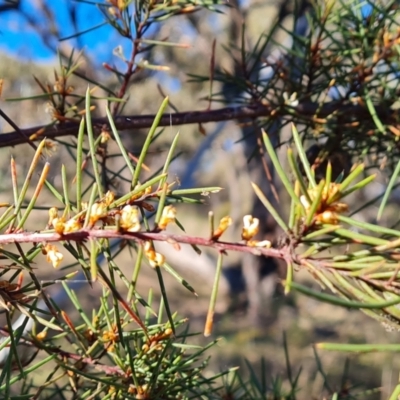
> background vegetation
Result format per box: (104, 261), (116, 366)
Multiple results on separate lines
(1, 0), (400, 399)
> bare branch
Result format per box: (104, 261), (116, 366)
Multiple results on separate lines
(0, 101), (391, 148)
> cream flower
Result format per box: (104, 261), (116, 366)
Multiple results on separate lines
(242, 215), (259, 241)
(44, 244), (64, 268)
(120, 205), (141, 232)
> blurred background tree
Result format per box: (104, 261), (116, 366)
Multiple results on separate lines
(1, 0), (400, 399)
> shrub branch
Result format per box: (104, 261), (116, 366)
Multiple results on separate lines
(0, 229), (286, 259)
(0, 100), (392, 148)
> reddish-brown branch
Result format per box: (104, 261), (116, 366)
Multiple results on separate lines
(112, 27), (141, 116)
(0, 229), (286, 259)
(0, 101), (391, 148)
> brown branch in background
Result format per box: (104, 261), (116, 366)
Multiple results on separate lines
(111, 36), (140, 116)
(207, 38), (217, 111)
(0, 109), (37, 151)
(0, 101), (392, 148)
(0, 229), (286, 259)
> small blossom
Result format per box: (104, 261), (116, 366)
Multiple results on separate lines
(51, 214), (82, 234)
(301, 181), (348, 225)
(48, 207), (59, 227)
(130, 183), (153, 201)
(120, 205), (141, 232)
(102, 324), (119, 352)
(303, 182), (342, 213)
(158, 205), (176, 230)
(100, 130), (111, 144)
(211, 216), (232, 240)
(53, 217), (66, 234)
(43, 244), (64, 268)
(89, 202), (108, 225)
(36, 331), (47, 341)
(103, 190), (115, 206)
(242, 215), (259, 241)
(315, 210), (340, 225)
(283, 91), (299, 107)
(148, 253), (165, 268)
(63, 218), (82, 233)
(43, 140), (57, 156)
(144, 241), (165, 267)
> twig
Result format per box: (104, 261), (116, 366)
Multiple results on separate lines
(0, 101), (391, 148)
(0, 229), (286, 259)
(0, 109), (37, 151)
